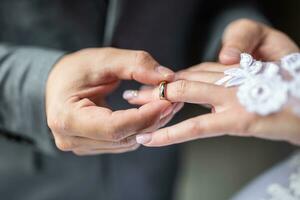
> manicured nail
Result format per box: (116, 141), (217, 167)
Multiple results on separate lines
(155, 66), (175, 79)
(136, 134), (152, 144)
(122, 90), (138, 100)
(223, 48), (241, 60)
(160, 105), (173, 119)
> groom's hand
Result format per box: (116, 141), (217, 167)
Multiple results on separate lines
(46, 48), (175, 155)
(219, 18), (299, 64)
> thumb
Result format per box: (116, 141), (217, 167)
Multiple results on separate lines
(219, 19), (264, 65)
(103, 48), (175, 85)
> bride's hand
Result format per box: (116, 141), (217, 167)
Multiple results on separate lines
(123, 62), (300, 147)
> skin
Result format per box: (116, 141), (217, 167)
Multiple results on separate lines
(46, 47), (180, 155)
(219, 19), (299, 63)
(123, 19), (300, 147)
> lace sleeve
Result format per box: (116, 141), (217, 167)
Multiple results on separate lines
(231, 151), (300, 200)
(216, 53), (300, 116)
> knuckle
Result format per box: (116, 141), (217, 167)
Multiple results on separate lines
(188, 119), (202, 137)
(232, 18), (256, 27)
(47, 117), (59, 132)
(240, 113), (258, 135)
(60, 114), (71, 132)
(134, 50), (152, 66)
(55, 138), (74, 151)
(55, 140), (65, 151)
(99, 47), (116, 58)
(228, 110), (256, 136)
(230, 18), (262, 34)
(162, 128), (172, 144)
(47, 112), (71, 134)
(110, 130), (125, 142)
(175, 80), (188, 98)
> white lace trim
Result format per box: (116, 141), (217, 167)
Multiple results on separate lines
(263, 152), (300, 200)
(216, 53), (300, 116)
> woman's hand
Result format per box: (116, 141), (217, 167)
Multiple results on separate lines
(120, 19), (300, 147)
(123, 62), (300, 147)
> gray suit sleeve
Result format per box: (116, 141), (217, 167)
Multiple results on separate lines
(202, 3), (269, 61)
(0, 45), (65, 155)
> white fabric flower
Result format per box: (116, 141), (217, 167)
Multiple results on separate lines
(215, 53), (263, 87)
(281, 53), (300, 77)
(240, 53), (253, 68)
(215, 52), (300, 116)
(289, 78), (300, 99)
(237, 74), (288, 116)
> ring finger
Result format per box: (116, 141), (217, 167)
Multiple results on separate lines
(176, 71), (224, 82)
(124, 79), (227, 106)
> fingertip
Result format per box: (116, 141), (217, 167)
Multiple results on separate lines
(136, 133), (152, 145)
(122, 90), (138, 101)
(123, 87), (157, 105)
(219, 47), (241, 65)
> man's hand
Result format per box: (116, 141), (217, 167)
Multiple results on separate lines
(219, 19), (299, 64)
(46, 48), (176, 155)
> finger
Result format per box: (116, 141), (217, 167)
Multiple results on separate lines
(69, 99), (172, 141)
(136, 113), (235, 146)
(98, 48), (175, 84)
(122, 85), (154, 103)
(73, 143), (140, 156)
(157, 103), (184, 127)
(219, 19), (264, 65)
(123, 89), (153, 105)
(139, 102), (184, 133)
(176, 71), (224, 83)
(255, 29), (300, 60)
(183, 62), (235, 73)
(53, 134), (137, 151)
(124, 80), (227, 105)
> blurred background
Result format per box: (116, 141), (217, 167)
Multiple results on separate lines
(174, 1), (300, 199)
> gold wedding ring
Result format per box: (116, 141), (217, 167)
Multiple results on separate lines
(159, 81), (167, 100)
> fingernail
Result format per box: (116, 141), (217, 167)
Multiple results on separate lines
(136, 134), (152, 144)
(160, 105), (173, 119)
(122, 90), (138, 100)
(223, 48), (241, 59)
(155, 66), (175, 79)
